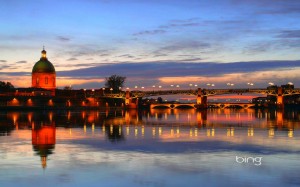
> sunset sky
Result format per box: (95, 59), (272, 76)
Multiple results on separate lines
(0, 0), (300, 89)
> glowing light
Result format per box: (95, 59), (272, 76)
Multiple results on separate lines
(126, 126), (130, 135)
(152, 127), (156, 137)
(269, 128), (274, 137)
(288, 129), (293, 138)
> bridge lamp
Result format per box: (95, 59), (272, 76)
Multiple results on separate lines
(176, 85), (180, 88)
(158, 85), (162, 89)
(230, 83), (234, 86)
(211, 84), (215, 87)
(194, 84), (198, 87)
(268, 82), (274, 86)
(141, 86), (145, 89)
(126, 87), (129, 90)
(287, 82), (293, 85)
(152, 85), (156, 88)
(170, 85), (174, 87)
(227, 83), (231, 86)
(206, 83), (211, 86)
(134, 85), (138, 89)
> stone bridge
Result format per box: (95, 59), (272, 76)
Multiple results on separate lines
(150, 103), (197, 109)
(208, 103), (256, 109)
(98, 86), (300, 109)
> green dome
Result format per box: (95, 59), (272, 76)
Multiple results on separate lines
(32, 48), (55, 73)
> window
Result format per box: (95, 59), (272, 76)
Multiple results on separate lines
(36, 78), (39, 85)
(45, 77), (48, 84)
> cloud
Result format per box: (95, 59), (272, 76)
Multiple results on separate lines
(64, 46), (114, 58)
(15, 60), (27, 64)
(153, 54), (168, 57)
(99, 54), (110, 57)
(277, 30), (300, 38)
(159, 18), (201, 29)
(67, 57), (78, 61)
(57, 36), (71, 42)
(56, 60), (300, 81)
(158, 41), (210, 52)
(133, 29), (166, 36)
(116, 54), (135, 58)
(243, 42), (273, 54)
(0, 60), (7, 62)
(2, 60), (300, 88)
(0, 65), (11, 70)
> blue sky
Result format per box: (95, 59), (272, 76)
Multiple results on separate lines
(0, 0), (300, 89)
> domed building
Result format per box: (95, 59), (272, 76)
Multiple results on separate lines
(32, 47), (56, 96)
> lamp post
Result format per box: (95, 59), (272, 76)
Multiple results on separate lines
(92, 89), (95, 106)
(227, 83), (234, 87)
(247, 82), (254, 89)
(102, 87), (105, 96)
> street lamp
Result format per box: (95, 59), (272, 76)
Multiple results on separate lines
(83, 89), (86, 98)
(92, 89), (95, 106)
(110, 88), (113, 94)
(102, 87), (105, 96)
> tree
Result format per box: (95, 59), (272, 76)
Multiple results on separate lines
(0, 81), (14, 91)
(105, 75), (126, 91)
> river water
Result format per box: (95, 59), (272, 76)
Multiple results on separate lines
(0, 109), (299, 187)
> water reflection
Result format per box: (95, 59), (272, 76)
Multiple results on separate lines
(0, 109), (299, 140)
(0, 109), (299, 186)
(32, 123), (56, 169)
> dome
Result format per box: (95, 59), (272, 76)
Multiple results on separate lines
(32, 48), (55, 73)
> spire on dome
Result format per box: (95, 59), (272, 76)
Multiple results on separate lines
(41, 46), (47, 58)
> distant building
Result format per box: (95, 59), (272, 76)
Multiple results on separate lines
(32, 47), (56, 96)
